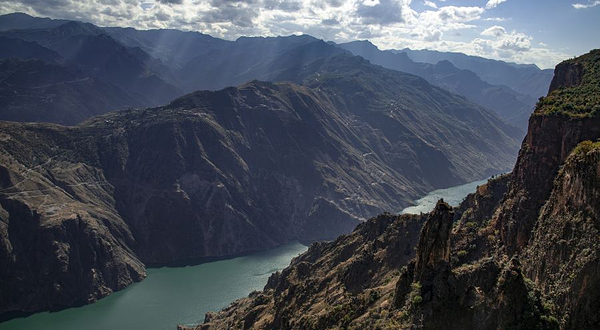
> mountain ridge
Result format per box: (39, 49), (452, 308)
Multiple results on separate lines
(399, 46), (554, 98)
(339, 40), (538, 131)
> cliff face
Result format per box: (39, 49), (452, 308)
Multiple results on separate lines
(495, 114), (600, 255)
(494, 51), (600, 256)
(548, 61), (584, 92)
(393, 201), (453, 309)
(0, 149), (146, 313)
(523, 142), (600, 329)
(185, 49), (600, 330)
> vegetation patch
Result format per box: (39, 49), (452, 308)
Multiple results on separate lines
(571, 140), (600, 157)
(536, 49), (600, 117)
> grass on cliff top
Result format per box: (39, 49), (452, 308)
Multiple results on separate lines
(571, 140), (600, 157)
(536, 49), (600, 117)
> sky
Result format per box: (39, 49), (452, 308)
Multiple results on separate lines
(0, 0), (598, 69)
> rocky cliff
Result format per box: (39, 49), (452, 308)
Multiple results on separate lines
(184, 49), (600, 330)
(523, 141), (600, 329)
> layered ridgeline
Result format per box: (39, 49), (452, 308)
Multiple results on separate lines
(1, 13), (544, 131)
(0, 16), (183, 125)
(399, 47), (554, 100)
(339, 41), (540, 131)
(186, 50), (600, 330)
(0, 52), (520, 316)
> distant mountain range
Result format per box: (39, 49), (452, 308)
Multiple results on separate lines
(399, 47), (554, 98)
(0, 13), (553, 130)
(0, 15), (183, 125)
(339, 41), (541, 130)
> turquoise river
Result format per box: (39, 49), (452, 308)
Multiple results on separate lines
(0, 177), (488, 330)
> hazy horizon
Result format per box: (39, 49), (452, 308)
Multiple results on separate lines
(1, 0), (599, 69)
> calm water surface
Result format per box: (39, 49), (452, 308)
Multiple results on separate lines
(0, 242), (308, 330)
(0, 178), (487, 330)
(401, 178), (489, 214)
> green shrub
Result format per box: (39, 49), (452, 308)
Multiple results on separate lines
(412, 295), (423, 305)
(369, 290), (380, 303)
(572, 140), (600, 157)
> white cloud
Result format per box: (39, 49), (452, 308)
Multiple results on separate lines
(572, 1), (600, 9)
(0, 0), (570, 68)
(481, 25), (506, 37)
(423, 0), (436, 9)
(483, 17), (506, 21)
(485, 0), (507, 9)
(480, 25), (531, 51)
(355, 0), (413, 25)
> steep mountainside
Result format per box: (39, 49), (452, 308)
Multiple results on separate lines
(102, 27), (231, 68)
(0, 58), (144, 124)
(0, 18), (182, 124)
(185, 49), (600, 330)
(400, 47), (554, 98)
(190, 201), (557, 330)
(0, 21), (182, 103)
(340, 41), (536, 130)
(177, 35), (325, 92)
(192, 212), (426, 330)
(274, 53), (521, 184)
(0, 63), (520, 316)
(494, 49), (600, 257)
(0, 36), (63, 63)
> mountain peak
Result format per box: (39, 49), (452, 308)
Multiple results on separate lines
(340, 39), (379, 52)
(538, 49), (600, 117)
(0, 12), (67, 31)
(53, 20), (102, 35)
(0, 12), (33, 19)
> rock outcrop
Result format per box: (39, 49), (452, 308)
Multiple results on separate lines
(523, 141), (600, 329)
(548, 61), (584, 92)
(393, 200), (453, 310)
(413, 200), (453, 278)
(494, 50), (600, 256)
(494, 114), (600, 256)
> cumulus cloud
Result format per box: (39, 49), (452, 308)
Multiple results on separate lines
(478, 25), (531, 55)
(572, 0), (600, 9)
(355, 0), (410, 25)
(423, 0), (436, 9)
(481, 25), (506, 37)
(157, 0), (183, 4)
(263, 0), (302, 11)
(0, 0), (569, 68)
(436, 6), (484, 21)
(483, 17), (506, 21)
(485, 0), (507, 9)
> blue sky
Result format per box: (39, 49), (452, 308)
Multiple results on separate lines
(420, 0), (600, 67)
(0, 0), (598, 68)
